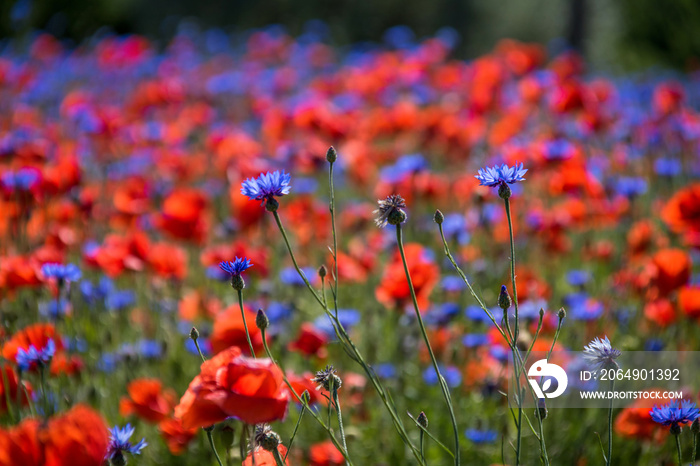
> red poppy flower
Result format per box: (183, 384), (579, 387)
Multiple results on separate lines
(614, 393), (670, 442)
(286, 372), (322, 406)
(376, 243), (439, 312)
(174, 346), (289, 429)
(210, 304), (263, 356)
(0, 418), (42, 466)
(289, 323), (328, 358)
(42, 404), (110, 466)
(643, 299), (676, 328)
(158, 417), (198, 455)
(309, 440), (345, 466)
(156, 188), (209, 243)
(120, 378), (177, 424)
(679, 286), (700, 319)
(49, 353), (84, 377)
(650, 249), (691, 296)
(662, 184), (700, 247)
(243, 445), (289, 466)
(148, 242), (187, 280)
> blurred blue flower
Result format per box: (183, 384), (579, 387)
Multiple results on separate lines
(313, 309), (360, 338)
(425, 302), (460, 326)
(39, 299), (69, 319)
(374, 363), (397, 379)
(16, 339), (55, 371)
(279, 266), (316, 286)
(441, 275), (466, 292)
(654, 157), (682, 177)
(464, 305), (494, 324)
(464, 428), (498, 444)
(566, 270), (591, 287)
(614, 177), (647, 198)
(41, 263), (81, 283)
(423, 365), (461, 387)
(462, 333), (489, 348)
(106, 290), (136, 311)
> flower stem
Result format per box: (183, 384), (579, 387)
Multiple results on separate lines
(206, 428), (224, 466)
(237, 289), (256, 357)
(419, 430), (425, 464)
(39, 364), (49, 419)
(332, 388), (350, 466)
(692, 431), (697, 466)
(503, 198), (523, 466)
(396, 223), (460, 466)
(607, 379), (615, 466)
(677, 434), (683, 466)
(284, 404), (306, 461)
(273, 448), (286, 466)
(271, 211), (424, 464)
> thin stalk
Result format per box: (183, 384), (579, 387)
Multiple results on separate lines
(273, 449), (286, 466)
(677, 434), (683, 466)
(39, 364), (49, 419)
(260, 329), (354, 465)
(207, 429), (225, 466)
(547, 317), (564, 361)
(284, 405), (306, 461)
(332, 388), (350, 466)
(396, 223), (460, 466)
(237, 289), (256, 357)
(193, 338), (206, 362)
(419, 430), (425, 464)
(1, 367), (15, 423)
(692, 431), (697, 466)
(607, 379), (615, 466)
(271, 210), (424, 463)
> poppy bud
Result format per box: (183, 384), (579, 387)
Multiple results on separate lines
(190, 327), (200, 341)
(256, 309), (269, 331)
(326, 146), (338, 163)
(318, 265), (328, 279)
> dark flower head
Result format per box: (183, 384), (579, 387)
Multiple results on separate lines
(107, 424), (147, 464)
(582, 336), (621, 371)
(219, 258), (253, 277)
(16, 339), (56, 371)
(374, 194), (407, 228)
(41, 263), (82, 283)
(311, 365), (342, 392)
(254, 424), (281, 452)
(475, 163), (527, 188)
(241, 171), (292, 202)
(650, 400), (700, 431)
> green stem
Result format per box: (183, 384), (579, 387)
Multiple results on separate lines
(284, 405), (306, 461)
(273, 448), (286, 466)
(419, 430), (425, 464)
(271, 210), (424, 464)
(677, 434), (683, 466)
(206, 428), (225, 466)
(260, 329), (354, 465)
(1, 366), (15, 423)
(333, 388), (350, 466)
(329, 161), (340, 310)
(193, 338), (206, 362)
(237, 289), (256, 357)
(607, 379), (615, 466)
(692, 431), (697, 466)
(40, 364), (49, 419)
(396, 224), (460, 466)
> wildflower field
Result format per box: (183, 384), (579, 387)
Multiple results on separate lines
(1, 27), (700, 466)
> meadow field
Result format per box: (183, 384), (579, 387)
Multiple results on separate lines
(0, 27), (699, 465)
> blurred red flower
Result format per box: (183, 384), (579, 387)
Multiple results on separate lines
(662, 184), (700, 248)
(174, 346), (289, 429)
(0, 365), (32, 414)
(156, 188), (209, 243)
(120, 378), (177, 424)
(289, 323), (328, 358)
(309, 440), (345, 466)
(2, 323), (64, 370)
(211, 304), (263, 356)
(243, 445), (289, 466)
(376, 243), (439, 312)
(158, 417), (198, 455)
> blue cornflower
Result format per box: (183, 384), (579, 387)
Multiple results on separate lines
(41, 263), (81, 283)
(462, 333), (489, 348)
(583, 336), (621, 371)
(16, 339), (56, 371)
(241, 170), (292, 202)
(107, 424), (147, 464)
(423, 365), (461, 387)
(566, 270), (591, 287)
(106, 290), (136, 311)
(219, 257), (253, 277)
(650, 400), (700, 430)
(475, 163), (528, 188)
(614, 177), (647, 198)
(464, 428), (498, 444)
